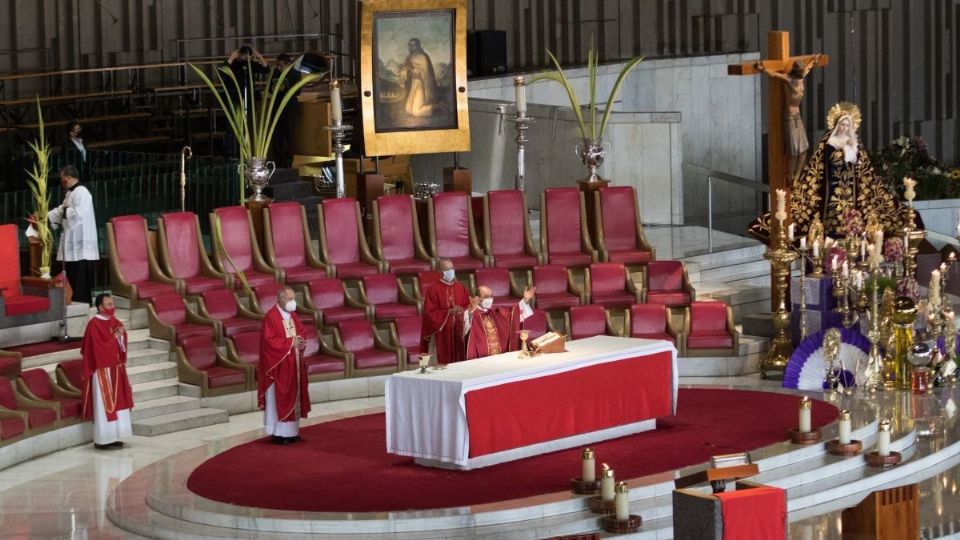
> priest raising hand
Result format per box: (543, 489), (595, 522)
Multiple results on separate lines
(464, 285), (536, 360)
(258, 286), (311, 445)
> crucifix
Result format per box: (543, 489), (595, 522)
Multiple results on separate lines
(728, 31), (829, 201)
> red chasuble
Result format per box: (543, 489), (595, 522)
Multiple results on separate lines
(465, 305), (522, 360)
(258, 307), (311, 421)
(80, 316), (133, 421)
(421, 280), (471, 364)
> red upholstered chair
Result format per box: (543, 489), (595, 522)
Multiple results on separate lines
(566, 305), (615, 341)
(645, 260), (695, 307)
(196, 289), (261, 341)
(521, 308), (550, 340)
(55, 359), (82, 394)
(333, 319), (403, 377)
(210, 206), (281, 290)
(473, 267), (522, 310)
(157, 212), (231, 296)
(0, 350), (22, 380)
(300, 325), (349, 382)
(358, 273), (421, 322)
(262, 202), (330, 285)
(595, 186), (655, 264)
(147, 293), (220, 345)
(176, 335), (253, 395)
(225, 331), (261, 372)
(540, 188), (597, 267)
(412, 270), (442, 303)
(531, 265), (584, 311)
(372, 195), (433, 276)
(16, 369), (82, 421)
(0, 399), (26, 444)
(106, 216), (180, 307)
(587, 263), (642, 309)
(628, 303), (678, 345)
(249, 282), (316, 326)
(390, 315), (424, 368)
(427, 192), (490, 271)
(0, 377), (58, 433)
(317, 198), (386, 279)
(682, 301), (738, 357)
(0, 224), (55, 321)
(483, 190), (539, 270)
(302, 278), (371, 327)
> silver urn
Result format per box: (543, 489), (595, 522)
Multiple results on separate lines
(244, 157), (276, 202)
(575, 138), (606, 183)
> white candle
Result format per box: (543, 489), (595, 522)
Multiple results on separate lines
(800, 237), (807, 251)
(614, 482), (630, 521)
(601, 464), (615, 502)
(788, 223), (795, 241)
(904, 177), (916, 202)
(860, 237), (867, 261)
(514, 75), (527, 115)
(799, 396), (812, 433)
(581, 448), (596, 482)
(330, 82), (343, 124)
(838, 410), (852, 445)
(775, 189), (787, 223)
(831, 255), (838, 272)
(877, 419), (891, 457)
(842, 261), (849, 279)
(813, 239), (820, 257)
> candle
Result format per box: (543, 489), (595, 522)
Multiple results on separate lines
(601, 464), (616, 502)
(831, 255), (838, 272)
(842, 261), (849, 278)
(775, 189), (787, 223)
(838, 410), (852, 445)
(877, 419), (891, 457)
(799, 396), (812, 433)
(330, 81), (343, 124)
(800, 237), (807, 251)
(788, 223), (795, 241)
(812, 239), (820, 257)
(903, 177), (916, 202)
(614, 482), (630, 521)
(855, 270), (863, 289)
(581, 448), (596, 482)
(514, 75), (527, 115)
(860, 237), (867, 261)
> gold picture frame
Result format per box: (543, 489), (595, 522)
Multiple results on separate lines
(360, 0), (470, 156)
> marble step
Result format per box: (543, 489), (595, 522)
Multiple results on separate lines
(679, 243), (766, 269)
(131, 407), (229, 437)
(21, 338), (169, 371)
(126, 362), (178, 385)
(124, 348), (172, 368)
(696, 259), (770, 284)
(131, 379), (180, 402)
(131, 395), (201, 420)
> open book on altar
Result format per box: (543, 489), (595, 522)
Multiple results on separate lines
(529, 332), (566, 354)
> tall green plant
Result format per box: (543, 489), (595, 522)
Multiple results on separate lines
(530, 48), (644, 141)
(25, 97), (52, 273)
(188, 60), (324, 201)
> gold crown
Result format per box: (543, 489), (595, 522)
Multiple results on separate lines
(827, 101), (862, 131)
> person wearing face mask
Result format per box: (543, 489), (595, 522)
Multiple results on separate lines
(47, 165), (99, 305)
(464, 284), (536, 360)
(258, 286), (311, 444)
(80, 293), (133, 450)
(420, 259), (472, 364)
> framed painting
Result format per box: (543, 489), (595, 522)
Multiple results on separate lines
(360, 0), (470, 156)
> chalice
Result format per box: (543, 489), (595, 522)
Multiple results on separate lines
(418, 354), (432, 374)
(517, 330), (531, 359)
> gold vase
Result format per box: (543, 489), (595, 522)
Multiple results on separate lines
(890, 298), (918, 389)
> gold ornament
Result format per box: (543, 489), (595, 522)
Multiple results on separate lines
(827, 101), (862, 131)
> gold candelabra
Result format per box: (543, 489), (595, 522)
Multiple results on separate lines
(761, 219), (799, 378)
(861, 264), (886, 393)
(901, 200), (925, 298)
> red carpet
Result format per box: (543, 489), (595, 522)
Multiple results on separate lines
(6, 340), (80, 357)
(186, 389), (836, 513)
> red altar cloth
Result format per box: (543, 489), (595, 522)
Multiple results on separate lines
(715, 486), (787, 539)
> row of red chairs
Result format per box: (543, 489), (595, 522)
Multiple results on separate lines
(0, 367), (84, 447)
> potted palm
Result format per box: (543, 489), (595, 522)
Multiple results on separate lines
(531, 48), (644, 182)
(189, 59), (324, 202)
(26, 97), (53, 278)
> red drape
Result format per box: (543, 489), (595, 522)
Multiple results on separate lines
(716, 487), (786, 540)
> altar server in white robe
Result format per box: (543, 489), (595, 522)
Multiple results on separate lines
(47, 164), (99, 305)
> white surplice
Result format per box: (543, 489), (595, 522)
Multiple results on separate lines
(47, 184), (100, 262)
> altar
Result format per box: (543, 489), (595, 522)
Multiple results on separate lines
(385, 336), (678, 469)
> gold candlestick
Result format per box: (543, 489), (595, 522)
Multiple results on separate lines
(761, 219), (798, 378)
(862, 266), (886, 393)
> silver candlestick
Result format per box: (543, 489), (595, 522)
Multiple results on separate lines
(511, 75), (534, 192)
(324, 122), (352, 199)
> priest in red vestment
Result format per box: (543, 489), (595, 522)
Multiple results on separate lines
(80, 293), (133, 450)
(421, 259), (471, 364)
(258, 286), (311, 444)
(465, 285), (536, 359)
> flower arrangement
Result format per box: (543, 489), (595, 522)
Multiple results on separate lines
(871, 136), (957, 200)
(840, 207), (865, 237)
(25, 97), (52, 276)
(882, 237), (905, 263)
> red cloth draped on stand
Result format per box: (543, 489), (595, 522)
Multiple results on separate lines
(421, 280), (470, 364)
(80, 316), (133, 421)
(258, 307), (311, 422)
(465, 306), (522, 360)
(715, 486), (786, 539)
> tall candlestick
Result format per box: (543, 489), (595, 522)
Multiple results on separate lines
(330, 81), (343, 124)
(614, 482), (630, 521)
(799, 396), (812, 432)
(581, 448), (596, 482)
(877, 419), (891, 456)
(601, 464), (615, 502)
(514, 75), (527, 115)
(838, 410), (852, 444)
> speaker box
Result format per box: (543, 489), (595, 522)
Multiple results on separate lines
(469, 30), (506, 76)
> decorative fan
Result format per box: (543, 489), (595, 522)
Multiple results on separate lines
(783, 328), (870, 391)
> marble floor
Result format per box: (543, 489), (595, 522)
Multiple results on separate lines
(3, 377), (960, 539)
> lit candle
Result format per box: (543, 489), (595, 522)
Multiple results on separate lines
(831, 255), (838, 272)
(799, 396), (812, 433)
(838, 410), (852, 445)
(614, 481), (630, 521)
(877, 419), (891, 457)
(330, 81), (343, 124)
(931, 269), (942, 308)
(775, 189), (787, 223)
(581, 448), (596, 482)
(788, 223), (795, 241)
(842, 261), (849, 279)
(860, 237), (867, 261)
(800, 237), (807, 251)
(812, 239), (820, 257)
(514, 75), (527, 115)
(903, 177), (916, 202)
(601, 464), (615, 502)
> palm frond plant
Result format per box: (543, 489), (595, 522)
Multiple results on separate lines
(189, 60), (324, 202)
(211, 213), (253, 298)
(25, 97), (53, 277)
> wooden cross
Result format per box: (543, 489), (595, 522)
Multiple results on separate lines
(728, 31), (829, 199)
